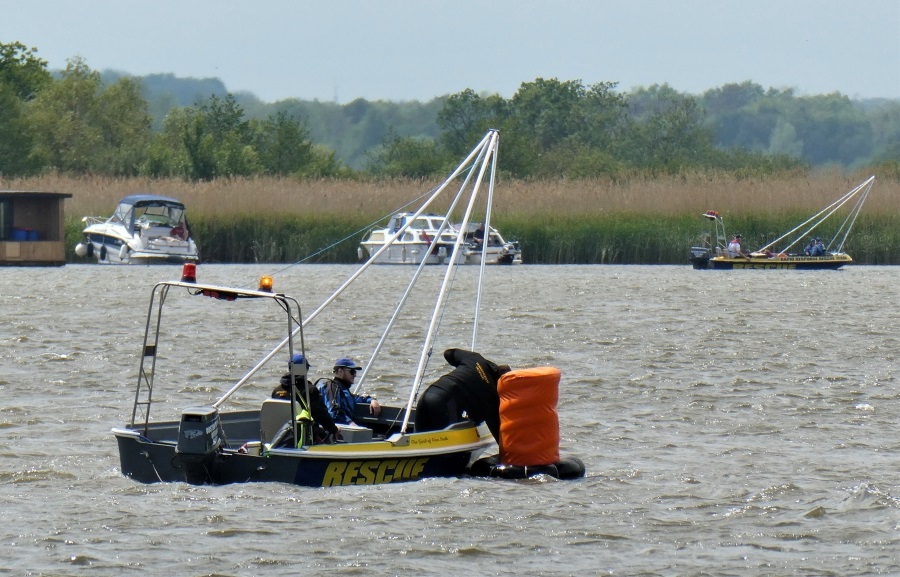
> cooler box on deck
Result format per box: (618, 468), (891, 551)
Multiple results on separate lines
(338, 424), (373, 443)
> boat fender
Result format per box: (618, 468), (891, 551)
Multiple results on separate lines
(74, 243), (87, 257)
(119, 245), (129, 261)
(86, 242), (94, 258)
(99, 245), (107, 261)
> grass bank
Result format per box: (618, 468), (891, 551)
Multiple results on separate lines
(4, 170), (896, 264)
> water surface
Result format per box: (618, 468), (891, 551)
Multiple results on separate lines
(1, 264), (898, 575)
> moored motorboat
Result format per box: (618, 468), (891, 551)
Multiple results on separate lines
(690, 176), (874, 270)
(112, 130), (582, 488)
(459, 222), (523, 265)
(358, 214), (522, 265)
(358, 212), (462, 265)
(74, 194), (199, 264)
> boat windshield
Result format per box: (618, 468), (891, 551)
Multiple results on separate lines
(111, 202), (133, 225)
(135, 204), (184, 227)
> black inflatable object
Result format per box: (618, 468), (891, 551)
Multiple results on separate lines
(468, 454), (585, 480)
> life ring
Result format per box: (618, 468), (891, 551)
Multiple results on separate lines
(468, 454), (585, 480)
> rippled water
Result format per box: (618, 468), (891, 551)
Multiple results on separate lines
(2, 263), (899, 576)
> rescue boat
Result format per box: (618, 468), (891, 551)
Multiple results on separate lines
(111, 130), (583, 487)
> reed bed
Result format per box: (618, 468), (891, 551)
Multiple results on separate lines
(5, 170), (898, 264)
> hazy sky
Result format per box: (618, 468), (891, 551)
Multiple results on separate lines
(3, 0), (898, 103)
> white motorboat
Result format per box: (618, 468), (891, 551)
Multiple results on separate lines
(74, 194), (200, 264)
(359, 214), (522, 265)
(358, 212), (462, 265)
(459, 222), (523, 265)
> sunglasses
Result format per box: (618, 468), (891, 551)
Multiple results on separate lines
(345, 368), (358, 376)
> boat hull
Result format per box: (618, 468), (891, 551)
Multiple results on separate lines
(80, 234), (199, 264)
(702, 254), (852, 270)
(359, 241), (462, 265)
(113, 412), (494, 487)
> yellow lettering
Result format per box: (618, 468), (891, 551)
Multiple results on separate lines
(409, 458), (427, 480)
(402, 458), (419, 479)
(356, 461), (378, 485)
(343, 461), (361, 485)
(322, 462), (347, 487)
(324, 457), (431, 486)
(376, 459), (397, 484)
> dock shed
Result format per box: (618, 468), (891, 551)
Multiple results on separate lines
(0, 190), (73, 266)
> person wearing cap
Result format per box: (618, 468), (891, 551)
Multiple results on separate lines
(317, 357), (381, 426)
(727, 234), (749, 258)
(272, 353), (339, 443)
(414, 348), (511, 445)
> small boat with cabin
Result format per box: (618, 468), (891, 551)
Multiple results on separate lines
(74, 194), (200, 264)
(112, 130), (582, 487)
(358, 212), (462, 265)
(689, 176), (874, 270)
(359, 215), (522, 265)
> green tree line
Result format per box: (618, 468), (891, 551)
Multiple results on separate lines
(2, 42), (899, 181)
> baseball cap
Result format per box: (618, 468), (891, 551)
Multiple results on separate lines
(290, 353), (310, 368)
(334, 357), (362, 370)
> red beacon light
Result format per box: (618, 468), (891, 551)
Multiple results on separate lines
(181, 263), (197, 283)
(258, 275), (274, 292)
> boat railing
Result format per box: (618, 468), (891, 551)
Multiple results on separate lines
(130, 278), (306, 438)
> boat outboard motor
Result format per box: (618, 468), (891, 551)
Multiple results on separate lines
(175, 406), (223, 484)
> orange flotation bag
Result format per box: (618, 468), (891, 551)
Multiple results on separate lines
(498, 367), (560, 467)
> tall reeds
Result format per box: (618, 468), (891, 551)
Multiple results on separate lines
(6, 170), (896, 264)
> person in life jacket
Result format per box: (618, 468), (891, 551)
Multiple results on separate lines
(727, 234), (749, 258)
(272, 353), (339, 444)
(414, 348), (511, 445)
(317, 357), (381, 426)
